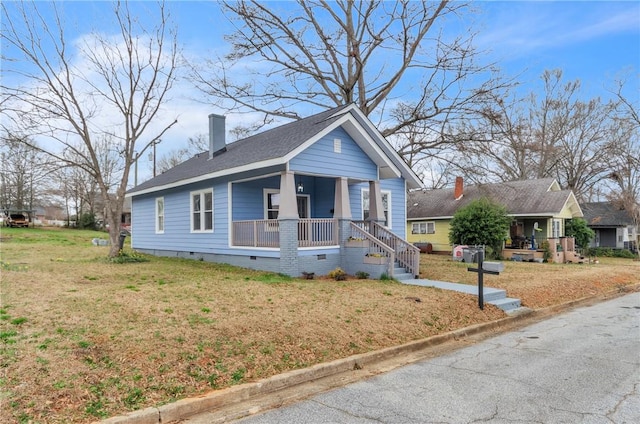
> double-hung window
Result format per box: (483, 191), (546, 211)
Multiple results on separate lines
(155, 197), (164, 234)
(362, 189), (391, 228)
(191, 189), (213, 232)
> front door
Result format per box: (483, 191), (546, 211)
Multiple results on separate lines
(297, 195), (309, 219)
(297, 195), (311, 242)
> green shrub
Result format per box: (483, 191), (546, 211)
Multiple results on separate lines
(108, 250), (149, 264)
(327, 267), (347, 281)
(584, 247), (636, 258)
(565, 218), (595, 248)
(540, 240), (553, 262)
(614, 249), (637, 259)
(78, 212), (97, 230)
(355, 271), (369, 279)
(448, 198), (510, 259)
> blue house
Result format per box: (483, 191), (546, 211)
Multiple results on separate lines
(126, 104), (423, 278)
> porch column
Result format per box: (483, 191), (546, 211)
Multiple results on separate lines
(279, 171), (299, 276)
(334, 177), (352, 243)
(279, 171), (299, 219)
(367, 180), (385, 224)
(334, 177), (352, 220)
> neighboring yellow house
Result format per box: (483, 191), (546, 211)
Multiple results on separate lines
(407, 177), (583, 254)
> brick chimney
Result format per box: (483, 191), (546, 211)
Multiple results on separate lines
(208, 113), (226, 158)
(454, 176), (464, 200)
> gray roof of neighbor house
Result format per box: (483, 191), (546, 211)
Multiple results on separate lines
(127, 104), (421, 196)
(408, 178), (582, 219)
(581, 202), (636, 227)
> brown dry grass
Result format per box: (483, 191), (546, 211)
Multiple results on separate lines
(0, 227), (638, 423)
(419, 252), (639, 308)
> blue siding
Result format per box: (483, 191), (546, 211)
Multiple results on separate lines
(290, 128), (378, 180)
(232, 176), (279, 220)
(383, 178), (407, 238)
(347, 178), (406, 237)
(132, 179), (230, 253)
(312, 177), (335, 218)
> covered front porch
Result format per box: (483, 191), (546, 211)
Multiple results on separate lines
(505, 217), (565, 251)
(229, 171), (419, 278)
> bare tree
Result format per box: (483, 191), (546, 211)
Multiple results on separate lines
(192, 0), (510, 153)
(0, 135), (55, 213)
(1, 1), (180, 256)
(156, 134), (208, 174)
(605, 75), (640, 229)
(452, 70), (619, 201)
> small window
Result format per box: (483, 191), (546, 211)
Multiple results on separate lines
(334, 138), (341, 153)
(191, 189), (213, 233)
(155, 197), (164, 233)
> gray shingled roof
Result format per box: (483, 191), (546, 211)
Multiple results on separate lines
(128, 105), (351, 195)
(408, 178), (579, 219)
(581, 202), (635, 227)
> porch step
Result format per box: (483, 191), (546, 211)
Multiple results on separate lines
(394, 272), (414, 281)
(393, 264), (414, 281)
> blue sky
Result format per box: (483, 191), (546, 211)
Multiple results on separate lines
(475, 1), (639, 97)
(2, 1), (639, 181)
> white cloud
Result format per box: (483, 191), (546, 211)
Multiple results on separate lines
(475, 2), (640, 61)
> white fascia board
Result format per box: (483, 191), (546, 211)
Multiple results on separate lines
(407, 216), (453, 221)
(282, 112), (403, 179)
(126, 158), (287, 197)
(509, 213), (555, 218)
(336, 105), (423, 189)
(565, 192), (584, 217)
(548, 179), (561, 191)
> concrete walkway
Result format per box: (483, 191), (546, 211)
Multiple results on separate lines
(400, 278), (523, 313)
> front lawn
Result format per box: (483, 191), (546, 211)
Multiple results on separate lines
(0, 227), (637, 423)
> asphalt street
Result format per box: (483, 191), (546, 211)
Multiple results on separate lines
(232, 293), (640, 424)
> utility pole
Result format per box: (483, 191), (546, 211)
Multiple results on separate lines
(134, 151), (138, 187)
(153, 140), (157, 177)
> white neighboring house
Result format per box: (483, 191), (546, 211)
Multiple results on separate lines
(582, 202), (639, 253)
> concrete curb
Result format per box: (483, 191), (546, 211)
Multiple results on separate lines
(100, 283), (639, 424)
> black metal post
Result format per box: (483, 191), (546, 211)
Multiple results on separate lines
(467, 249), (499, 310)
(477, 250), (484, 310)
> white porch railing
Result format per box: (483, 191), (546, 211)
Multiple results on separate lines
(352, 221), (420, 278)
(298, 218), (337, 247)
(233, 220), (280, 247)
(232, 218), (337, 248)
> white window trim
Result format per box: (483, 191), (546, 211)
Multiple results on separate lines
(155, 197), (164, 234)
(411, 221), (435, 235)
(190, 188), (214, 233)
(264, 188), (280, 220)
(333, 138), (341, 153)
(263, 188), (280, 232)
(426, 221), (435, 234)
(552, 219), (561, 239)
(361, 188), (392, 229)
